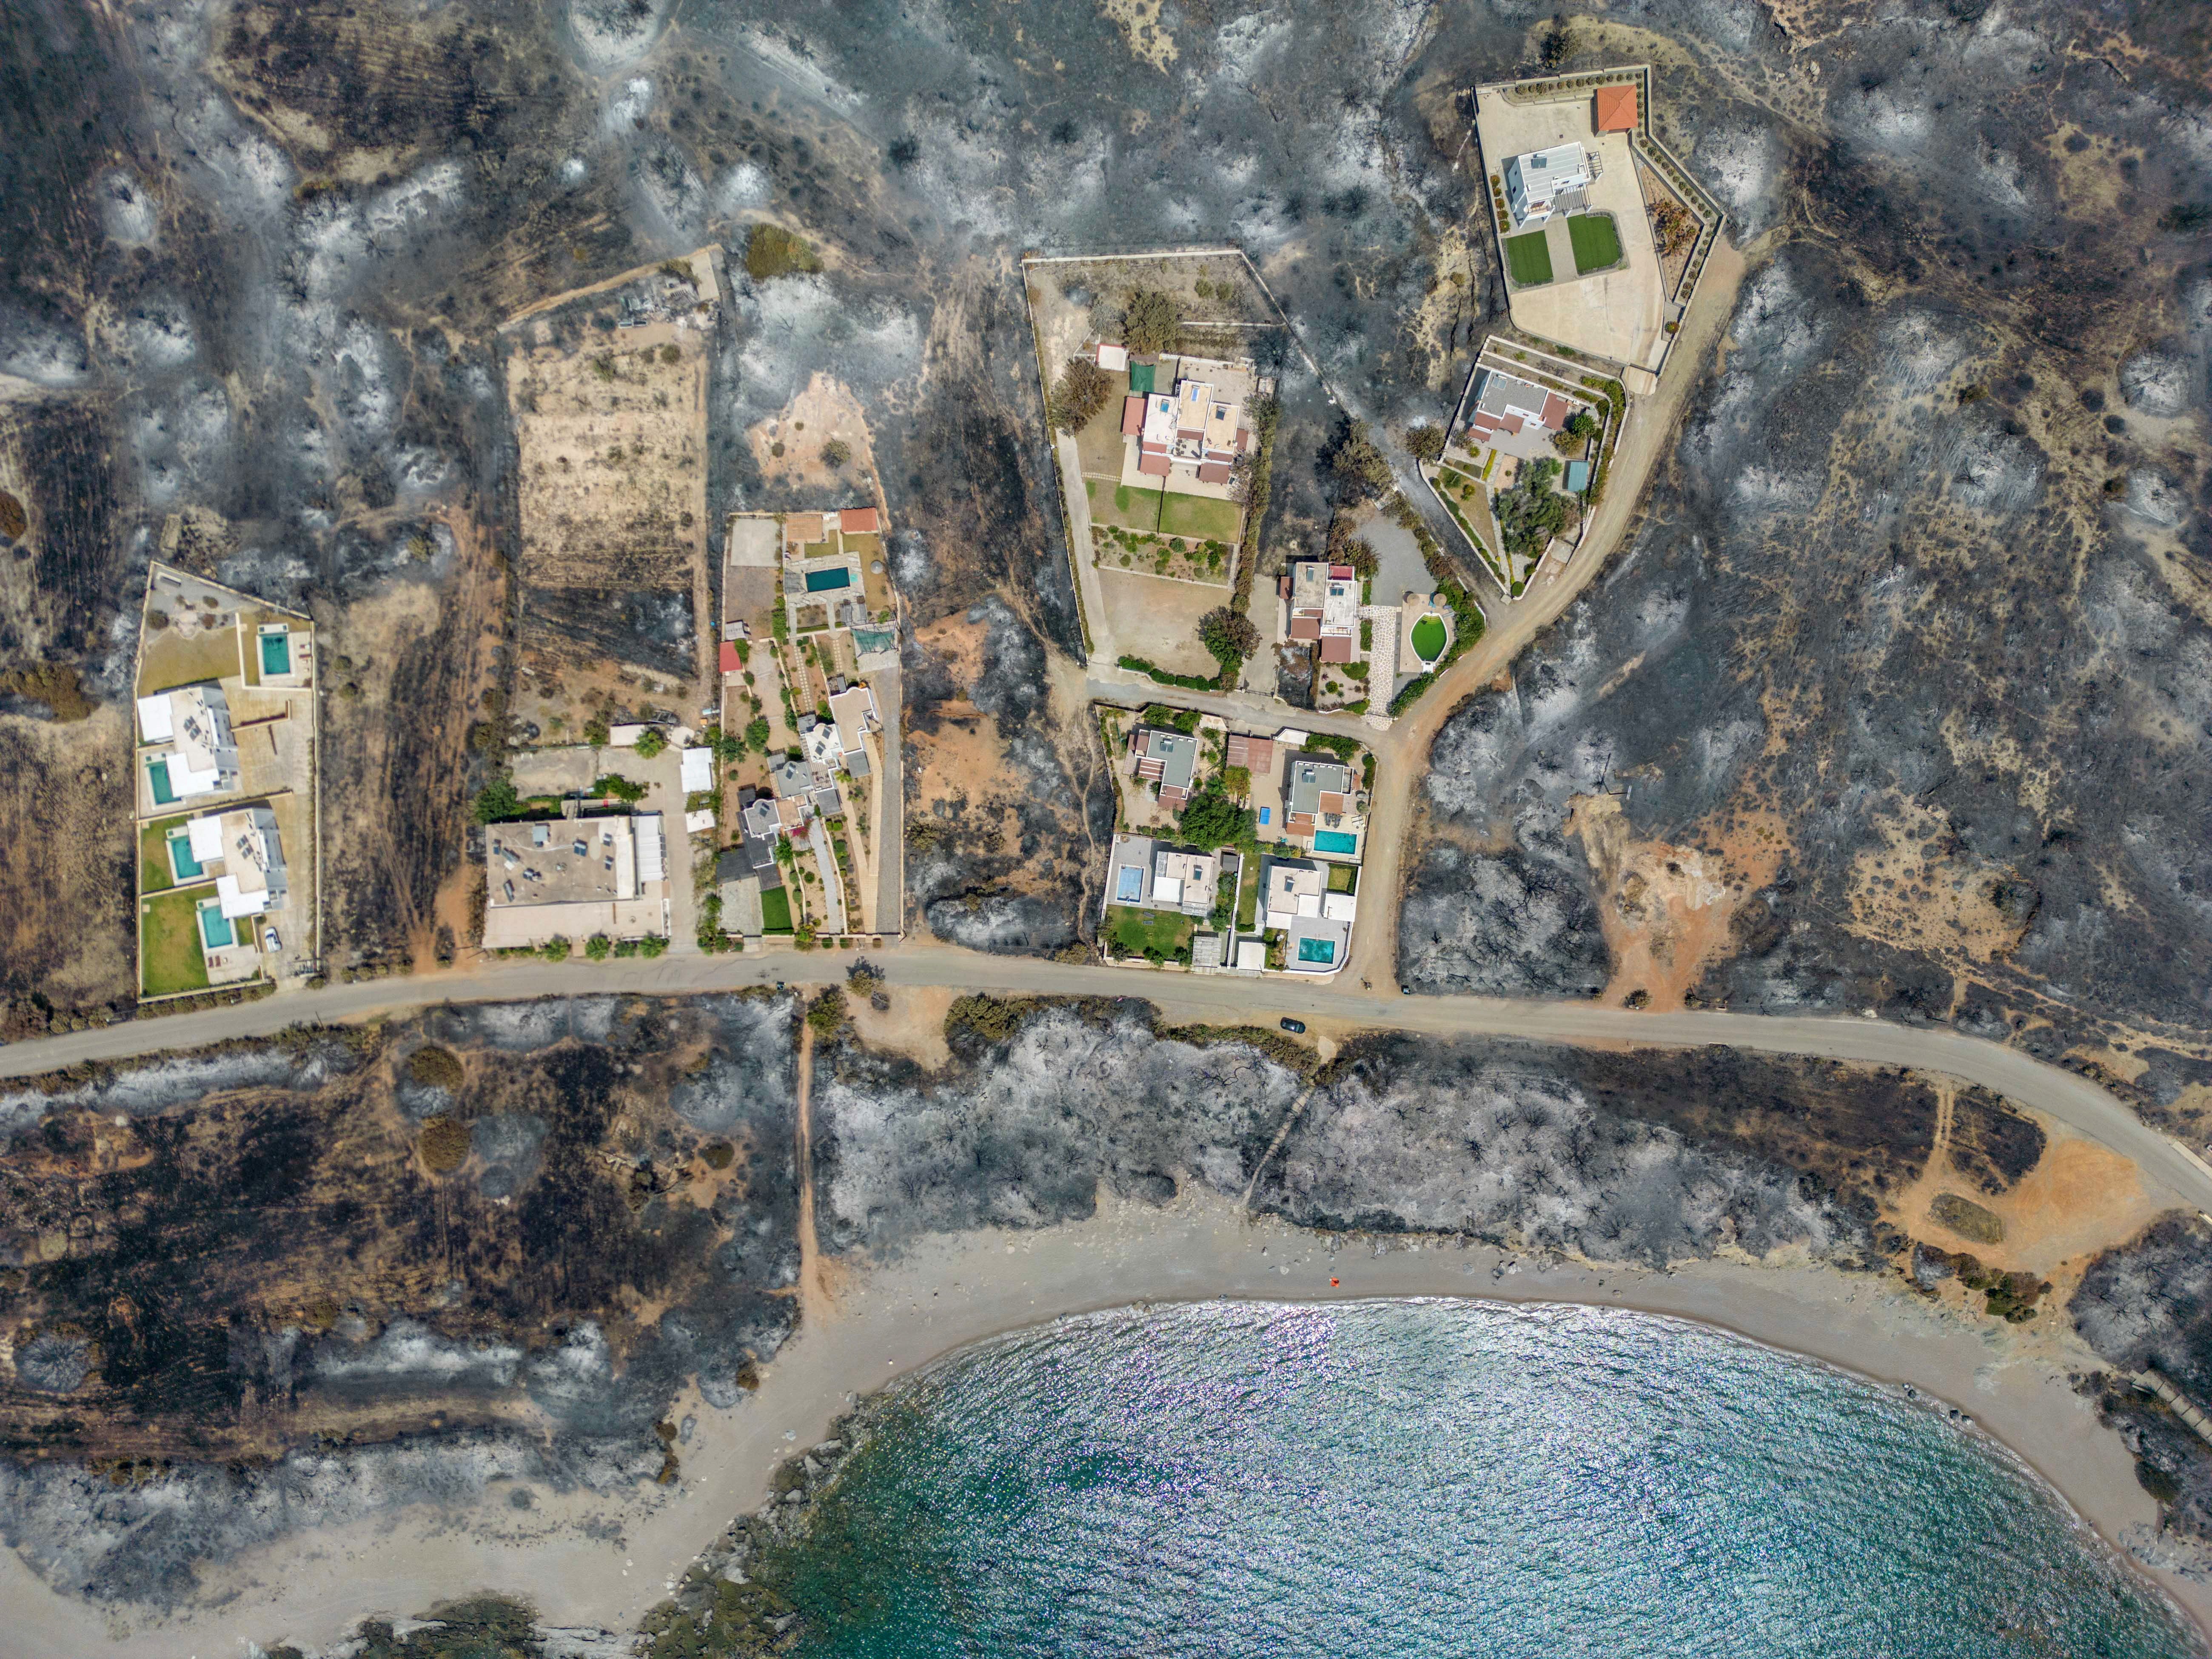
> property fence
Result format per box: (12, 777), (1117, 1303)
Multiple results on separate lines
(1473, 65), (1731, 371)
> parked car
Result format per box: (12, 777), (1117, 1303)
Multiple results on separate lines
(263, 926), (282, 952)
(1279, 1017), (1306, 1034)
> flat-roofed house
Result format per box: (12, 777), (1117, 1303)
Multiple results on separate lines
(1285, 560), (1362, 663)
(483, 813), (669, 948)
(1131, 726), (1202, 806)
(1103, 832), (1216, 920)
(1283, 756), (1355, 836)
(828, 684), (879, 780)
(1503, 142), (1591, 226)
(1127, 356), (1255, 489)
(138, 683), (239, 802)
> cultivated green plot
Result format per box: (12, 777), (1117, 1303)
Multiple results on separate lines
(759, 885), (794, 934)
(1085, 478), (1167, 531)
(140, 888), (213, 997)
(1108, 904), (1194, 959)
(1503, 231), (1554, 286)
(1158, 491), (1242, 542)
(1570, 212), (1624, 274)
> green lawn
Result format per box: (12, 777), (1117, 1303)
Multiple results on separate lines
(141, 888), (212, 998)
(758, 885), (793, 934)
(139, 814), (191, 893)
(1085, 477), (1167, 531)
(1569, 212), (1623, 275)
(1158, 491), (1242, 542)
(1503, 230), (1554, 286)
(1107, 904), (1194, 960)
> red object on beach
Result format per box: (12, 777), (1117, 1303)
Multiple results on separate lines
(1330, 1278), (1339, 1287)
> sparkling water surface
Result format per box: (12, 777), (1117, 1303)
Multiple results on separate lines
(769, 1299), (2200, 1658)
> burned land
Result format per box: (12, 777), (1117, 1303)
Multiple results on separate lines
(1398, 3), (2212, 1087)
(0, 995), (798, 1604)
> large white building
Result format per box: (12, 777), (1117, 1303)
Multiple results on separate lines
(184, 805), (288, 921)
(137, 682), (239, 802)
(1504, 143), (1591, 226)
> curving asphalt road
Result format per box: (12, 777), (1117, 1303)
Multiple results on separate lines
(9, 941), (2210, 1215)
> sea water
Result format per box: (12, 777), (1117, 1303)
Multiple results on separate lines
(766, 1299), (2200, 1658)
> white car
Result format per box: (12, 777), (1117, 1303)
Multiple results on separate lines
(263, 926), (282, 953)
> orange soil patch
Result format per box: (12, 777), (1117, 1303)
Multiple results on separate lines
(1568, 792), (1784, 1011)
(1887, 1096), (2166, 1280)
(747, 373), (881, 498)
(1844, 794), (2032, 964)
(849, 982), (955, 1072)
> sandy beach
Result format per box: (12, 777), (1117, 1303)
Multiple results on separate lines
(2, 1183), (2204, 1656)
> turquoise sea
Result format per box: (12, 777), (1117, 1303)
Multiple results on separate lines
(766, 1299), (2201, 1658)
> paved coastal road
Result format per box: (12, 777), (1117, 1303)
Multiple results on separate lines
(9, 942), (2210, 1215)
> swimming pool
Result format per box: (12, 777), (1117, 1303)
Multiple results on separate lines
(167, 830), (205, 881)
(804, 567), (853, 593)
(1297, 936), (1337, 964)
(197, 902), (234, 950)
(1410, 614), (1447, 663)
(1313, 830), (1358, 855)
(259, 630), (291, 675)
(148, 757), (177, 805)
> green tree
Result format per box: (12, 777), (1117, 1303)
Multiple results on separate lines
(1565, 410), (1599, 440)
(1328, 418), (1394, 503)
(639, 935), (667, 958)
(1179, 784), (1254, 850)
(806, 986), (849, 1037)
(744, 716), (772, 753)
(471, 776), (521, 823)
(592, 773), (647, 804)
(1199, 606), (1259, 669)
(584, 934), (612, 960)
(634, 727), (668, 760)
(1052, 356), (1115, 433)
(582, 714), (611, 747)
(822, 438), (852, 467)
(1405, 424), (1447, 464)
(1121, 288), (1180, 354)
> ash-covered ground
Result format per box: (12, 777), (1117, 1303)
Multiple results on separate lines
(813, 998), (1944, 1267)
(0, 995), (798, 1605)
(1399, 4), (2212, 1075)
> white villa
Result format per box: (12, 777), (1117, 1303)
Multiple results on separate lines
(1503, 142), (1591, 226)
(137, 682), (240, 804)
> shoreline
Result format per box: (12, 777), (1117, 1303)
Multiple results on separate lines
(0, 1191), (2205, 1654)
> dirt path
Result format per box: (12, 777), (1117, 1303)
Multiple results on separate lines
(792, 1021), (833, 1323)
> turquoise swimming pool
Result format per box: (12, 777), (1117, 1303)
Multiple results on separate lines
(259, 631), (291, 675)
(804, 567), (853, 593)
(167, 829), (205, 881)
(1297, 936), (1336, 963)
(197, 901), (234, 950)
(1313, 830), (1358, 855)
(148, 757), (177, 805)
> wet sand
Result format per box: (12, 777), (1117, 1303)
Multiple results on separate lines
(3, 1189), (2205, 1655)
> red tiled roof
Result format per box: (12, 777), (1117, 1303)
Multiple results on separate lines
(1540, 393), (1571, 430)
(1197, 460), (1230, 483)
(1470, 414), (1500, 436)
(1138, 451), (1171, 476)
(1225, 734), (1274, 769)
(1318, 792), (1348, 814)
(1501, 414), (1525, 435)
(839, 507), (880, 534)
(1595, 83), (1638, 132)
(718, 641), (742, 674)
(1318, 634), (1354, 664)
(1328, 564), (1354, 580)
(1122, 395), (1146, 436)
(1288, 616), (1322, 641)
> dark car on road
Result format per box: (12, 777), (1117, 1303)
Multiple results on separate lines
(1279, 1018), (1306, 1034)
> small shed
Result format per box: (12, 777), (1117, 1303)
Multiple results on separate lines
(1096, 342), (1129, 372)
(1594, 84), (1638, 133)
(1565, 459), (1591, 493)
